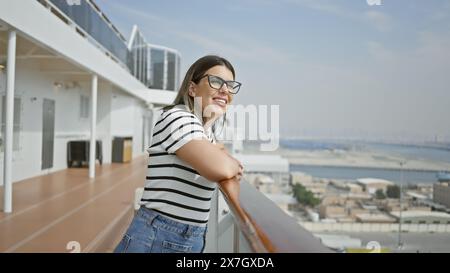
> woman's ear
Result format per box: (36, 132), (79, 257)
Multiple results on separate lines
(188, 82), (196, 97)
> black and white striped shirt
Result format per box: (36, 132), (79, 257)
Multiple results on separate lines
(141, 105), (217, 226)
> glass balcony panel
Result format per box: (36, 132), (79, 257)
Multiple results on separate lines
(149, 48), (164, 90)
(49, 0), (129, 68)
(167, 52), (176, 91)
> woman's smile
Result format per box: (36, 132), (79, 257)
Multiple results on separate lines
(212, 95), (228, 108)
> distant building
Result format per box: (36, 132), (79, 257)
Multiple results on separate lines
(348, 208), (368, 218)
(355, 213), (396, 223)
(379, 198), (406, 212)
(406, 191), (428, 201)
(235, 154), (290, 193)
(329, 180), (348, 191)
(291, 172), (327, 198)
(356, 178), (394, 195)
(252, 174), (280, 194)
(346, 193), (372, 200)
(434, 183), (450, 208)
(347, 183), (364, 194)
(306, 209), (320, 222)
(415, 199), (449, 213)
(291, 172), (314, 185)
(321, 195), (346, 206)
(319, 205), (346, 219)
(390, 210), (450, 224)
(359, 202), (378, 211)
(313, 234), (362, 251)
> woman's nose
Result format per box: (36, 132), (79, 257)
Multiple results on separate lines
(218, 83), (229, 94)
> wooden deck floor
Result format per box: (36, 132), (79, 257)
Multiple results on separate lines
(0, 156), (146, 253)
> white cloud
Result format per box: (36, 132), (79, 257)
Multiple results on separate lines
(367, 41), (394, 61)
(104, 1), (295, 65)
(430, 1), (450, 22)
(364, 10), (392, 32)
(284, 0), (349, 17)
(103, 1), (165, 23)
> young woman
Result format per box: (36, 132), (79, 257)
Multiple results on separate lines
(114, 55), (244, 253)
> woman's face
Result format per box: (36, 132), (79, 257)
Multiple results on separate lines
(190, 65), (235, 120)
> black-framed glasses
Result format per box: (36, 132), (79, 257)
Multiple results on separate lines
(196, 74), (242, 94)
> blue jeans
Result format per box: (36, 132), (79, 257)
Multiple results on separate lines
(114, 207), (207, 253)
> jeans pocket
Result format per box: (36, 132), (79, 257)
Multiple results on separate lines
(114, 234), (131, 253)
(162, 240), (193, 253)
(200, 233), (207, 253)
(116, 234), (155, 253)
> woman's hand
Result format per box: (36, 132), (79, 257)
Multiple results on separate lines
(215, 142), (225, 150)
(219, 176), (241, 204)
(236, 160), (244, 179)
(215, 143), (244, 180)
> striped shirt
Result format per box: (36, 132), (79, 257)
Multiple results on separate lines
(141, 105), (217, 226)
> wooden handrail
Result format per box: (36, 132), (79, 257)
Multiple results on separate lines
(219, 178), (333, 253)
(218, 178), (269, 253)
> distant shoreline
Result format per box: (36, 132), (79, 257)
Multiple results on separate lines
(244, 140), (450, 173)
(290, 164), (441, 184)
(289, 163), (447, 173)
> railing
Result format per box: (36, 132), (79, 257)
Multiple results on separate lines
(37, 0), (130, 71)
(206, 178), (333, 253)
(37, 0), (181, 92)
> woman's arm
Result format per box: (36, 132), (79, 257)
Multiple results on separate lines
(176, 139), (242, 182)
(215, 143), (244, 180)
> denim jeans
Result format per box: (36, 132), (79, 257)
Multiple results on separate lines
(114, 207), (207, 253)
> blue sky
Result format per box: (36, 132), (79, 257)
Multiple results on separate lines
(98, 0), (450, 142)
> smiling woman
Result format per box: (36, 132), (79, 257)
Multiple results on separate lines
(114, 55), (244, 253)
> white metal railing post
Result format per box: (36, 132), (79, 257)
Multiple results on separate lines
(214, 189), (219, 251)
(205, 189), (219, 252)
(233, 222), (240, 253)
(89, 74), (98, 179)
(3, 30), (17, 213)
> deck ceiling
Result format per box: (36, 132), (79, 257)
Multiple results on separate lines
(0, 29), (102, 83)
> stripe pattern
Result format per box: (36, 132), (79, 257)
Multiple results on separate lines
(141, 105), (217, 226)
